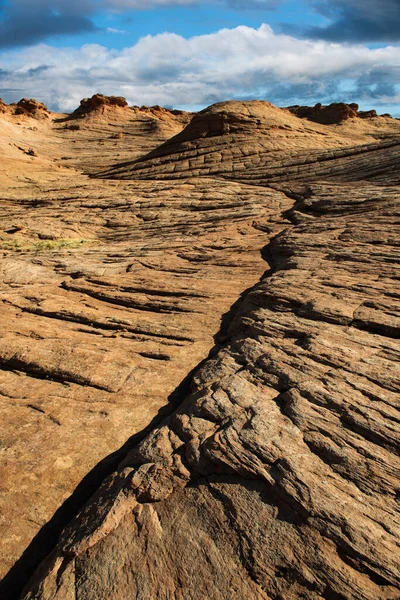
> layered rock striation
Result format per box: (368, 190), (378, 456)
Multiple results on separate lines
(101, 100), (400, 184)
(0, 99), (399, 600)
(0, 98), (290, 593)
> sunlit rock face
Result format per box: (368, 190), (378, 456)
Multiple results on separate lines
(0, 98), (399, 600)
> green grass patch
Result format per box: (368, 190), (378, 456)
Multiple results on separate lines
(0, 237), (98, 253)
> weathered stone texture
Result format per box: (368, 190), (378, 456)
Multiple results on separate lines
(0, 99), (399, 600)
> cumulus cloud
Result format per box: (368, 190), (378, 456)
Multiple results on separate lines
(0, 24), (399, 113)
(3, 0), (400, 50)
(304, 0), (400, 42)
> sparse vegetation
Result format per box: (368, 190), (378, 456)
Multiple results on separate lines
(0, 237), (98, 252)
(63, 123), (81, 131)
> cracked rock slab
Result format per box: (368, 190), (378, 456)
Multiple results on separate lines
(19, 170), (400, 599)
(0, 99), (399, 600)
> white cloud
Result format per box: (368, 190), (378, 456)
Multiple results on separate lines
(0, 24), (399, 112)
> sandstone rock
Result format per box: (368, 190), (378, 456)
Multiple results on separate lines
(101, 100), (400, 184)
(14, 98), (49, 118)
(72, 94), (128, 117)
(137, 104), (190, 118)
(358, 109), (378, 119)
(0, 99), (291, 596)
(0, 99), (399, 600)
(287, 102), (360, 124)
(288, 103), (386, 124)
(18, 172), (400, 600)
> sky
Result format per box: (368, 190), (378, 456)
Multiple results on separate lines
(0, 0), (400, 114)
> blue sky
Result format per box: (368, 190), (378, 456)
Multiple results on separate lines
(53, 2), (324, 50)
(0, 0), (400, 114)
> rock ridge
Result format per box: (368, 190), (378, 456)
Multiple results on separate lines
(99, 100), (400, 183)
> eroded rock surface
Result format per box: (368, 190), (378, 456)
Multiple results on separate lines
(0, 99), (291, 592)
(102, 100), (400, 184)
(286, 102), (386, 124)
(72, 94), (129, 116)
(20, 175), (400, 600)
(0, 99), (399, 600)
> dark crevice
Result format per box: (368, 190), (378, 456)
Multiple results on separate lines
(61, 281), (194, 314)
(322, 586), (347, 600)
(138, 351), (170, 361)
(350, 318), (400, 339)
(8, 302), (194, 343)
(0, 360), (110, 393)
(336, 547), (395, 588)
(26, 403), (45, 414)
(0, 355), (207, 600)
(86, 278), (209, 299)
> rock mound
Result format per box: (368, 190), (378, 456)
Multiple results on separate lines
(99, 99), (337, 179)
(134, 104), (190, 119)
(287, 102), (386, 124)
(151, 100), (292, 147)
(358, 109), (380, 119)
(14, 98), (49, 117)
(100, 100), (400, 182)
(0, 98), (49, 118)
(130, 104), (193, 135)
(70, 94), (128, 117)
(64, 96), (190, 140)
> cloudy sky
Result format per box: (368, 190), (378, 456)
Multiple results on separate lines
(0, 0), (400, 114)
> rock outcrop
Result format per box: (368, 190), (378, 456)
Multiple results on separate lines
(101, 100), (400, 184)
(0, 98), (49, 118)
(71, 94), (128, 117)
(358, 109), (379, 119)
(287, 102), (360, 124)
(0, 99), (399, 600)
(14, 98), (49, 118)
(287, 102), (386, 124)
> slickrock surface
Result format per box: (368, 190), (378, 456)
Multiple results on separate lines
(0, 98), (399, 600)
(0, 98), (291, 592)
(0, 93), (191, 183)
(102, 100), (400, 182)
